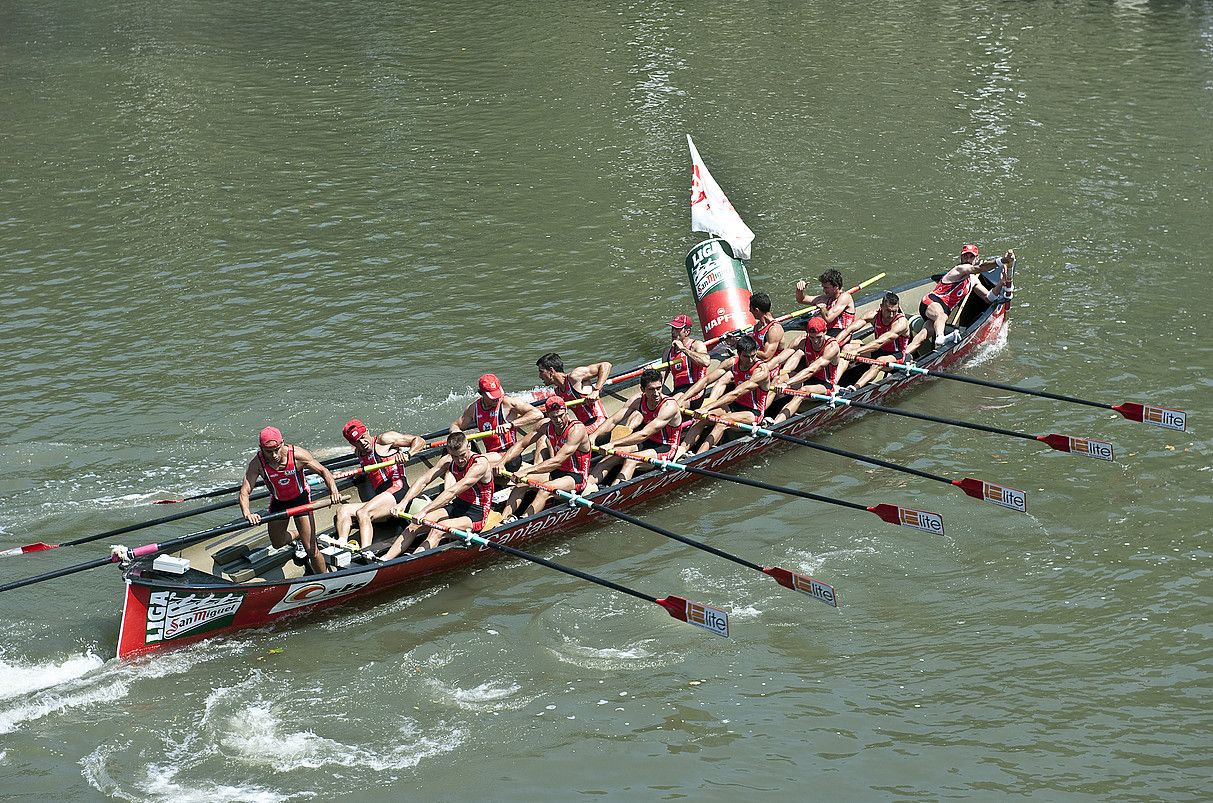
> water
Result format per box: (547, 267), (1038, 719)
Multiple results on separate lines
(1, 1), (1210, 799)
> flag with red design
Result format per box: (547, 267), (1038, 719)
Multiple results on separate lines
(687, 134), (754, 260)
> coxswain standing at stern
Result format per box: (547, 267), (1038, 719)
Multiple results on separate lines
(679, 334), (771, 453)
(591, 368), (684, 484)
(449, 373), (543, 473)
(498, 396), (593, 521)
(334, 420), (426, 555)
(904, 245), (1012, 358)
(536, 352), (613, 442)
(664, 314), (711, 406)
(238, 426), (341, 575)
(381, 431), (494, 558)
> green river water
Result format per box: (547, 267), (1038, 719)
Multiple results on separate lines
(1, 1), (1210, 800)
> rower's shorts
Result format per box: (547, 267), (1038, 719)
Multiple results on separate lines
(372, 479), (409, 503)
(446, 498), (488, 532)
(726, 401), (761, 419)
(920, 292), (954, 320)
(550, 469), (587, 493)
(637, 439), (675, 455)
(269, 491), (312, 515)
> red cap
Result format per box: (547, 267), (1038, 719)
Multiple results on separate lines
(258, 426), (283, 447)
(961, 244), (979, 257)
(806, 317), (828, 334)
(543, 396), (566, 412)
(478, 373), (504, 399)
(342, 419), (368, 445)
(667, 314), (694, 329)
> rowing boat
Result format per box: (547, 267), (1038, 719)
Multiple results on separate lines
(113, 252), (1013, 659)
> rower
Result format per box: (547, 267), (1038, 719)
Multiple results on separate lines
(748, 293), (786, 372)
(680, 334), (770, 453)
(238, 426), (340, 575)
(840, 292), (911, 389)
(498, 396), (593, 520)
(772, 316), (843, 422)
(664, 314), (711, 406)
(449, 372), (543, 472)
(905, 245), (1012, 358)
(591, 368), (684, 484)
(535, 352), (613, 440)
(381, 431), (494, 558)
(333, 419), (426, 555)
(796, 269), (856, 346)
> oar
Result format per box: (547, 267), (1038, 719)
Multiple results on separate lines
(502, 471), (839, 606)
(773, 386), (1116, 461)
(0, 498), (340, 595)
(851, 355), (1188, 433)
(604, 359), (677, 388)
(3, 455), (400, 558)
(395, 512), (732, 637)
(686, 409), (1029, 513)
(153, 452), (362, 504)
(593, 445), (947, 536)
(704, 272), (887, 349)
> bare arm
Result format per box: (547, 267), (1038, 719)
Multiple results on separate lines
(680, 358), (729, 403)
(423, 458), (493, 513)
(503, 395), (544, 431)
(571, 361), (613, 400)
(614, 400), (681, 448)
(819, 292), (853, 327)
(786, 342), (840, 386)
(294, 446), (340, 500)
(396, 457), (450, 511)
(449, 404), (475, 434)
(839, 309), (878, 347)
(378, 431), (427, 460)
(522, 423), (588, 476)
(758, 323), (785, 363)
(499, 427), (545, 468)
(238, 458), (263, 524)
(704, 363), (770, 412)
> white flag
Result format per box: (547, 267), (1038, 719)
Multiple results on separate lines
(687, 134), (754, 260)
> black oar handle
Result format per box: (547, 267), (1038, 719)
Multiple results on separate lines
(824, 394), (1041, 443)
(907, 364), (1113, 411)
(581, 497), (764, 573)
(478, 535), (657, 604)
(58, 489), (274, 547)
(765, 427), (954, 486)
(655, 457), (871, 513)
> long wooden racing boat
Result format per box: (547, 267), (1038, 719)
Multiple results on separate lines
(116, 262), (1013, 659)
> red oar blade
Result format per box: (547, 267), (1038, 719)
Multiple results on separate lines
(1, 542), (57, 557)
(1037, 434), (1115, 461)
(953, 478), (1028, 513)
(656, 595), (730, 638)
(867, 504), (946, 536)
(1113, 402), (1187, 432)
(762, 567), (839, 607)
